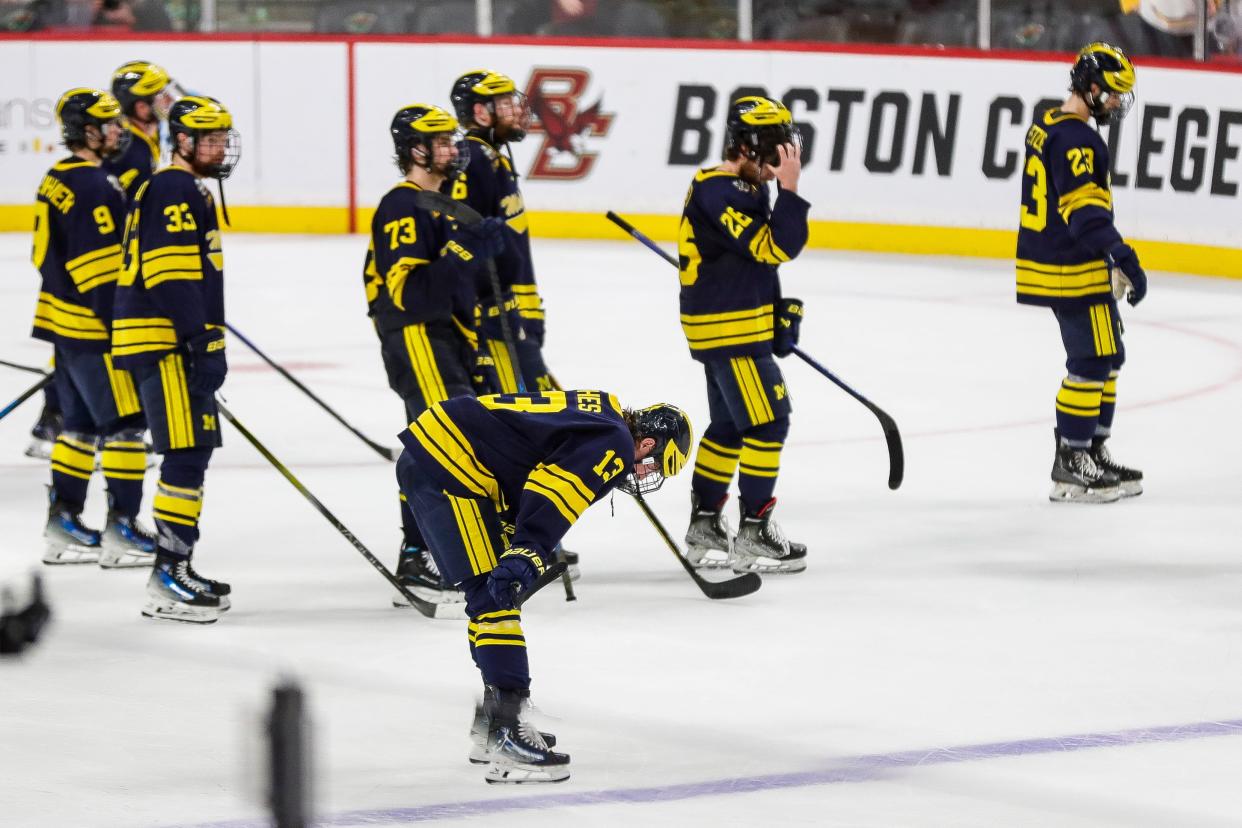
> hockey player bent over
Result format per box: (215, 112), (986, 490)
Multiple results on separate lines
(679, 96), (810, 574)
(361, 103), (507, 606)
(112, 96), (240, 623)
(32, 89), (156, 569)
(396, 391), (691, 782)
(1016, 42), (1145, 503)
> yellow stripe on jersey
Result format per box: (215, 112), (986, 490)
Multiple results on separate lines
(487, 339), (520, 394)
(141, 244), (203, 288)
(50, 434), (96, 479)
(1089, 304), (1118, 356)
(402, 323), (449, 406)
(680, 304), (775, 351)
(158, 353), (195, 450)
(408, 405), (499, 499)
(693, 437), (740, 484)
(739, 436), (783, 479)
(65, 244), (123, 292)
(524, 463), (593, 525)
(1057, 182), (1113, 224)
(748, 224), (791, 264)
(1015, 259), (1111, 299)
(112, 316), (178, 357)
(468, 609), (526, 648)
(384, 256), (430, 312)
(511, 283), (544, 319)
(1056, 378), (1104, 418)
(100, 438), (147, 480)
(729, 356), (776, 425)
(447, 493), (498, 576)
(32, 292), (108, 341)
(153, 479), (203, 526)
(103, 354), (141, 417)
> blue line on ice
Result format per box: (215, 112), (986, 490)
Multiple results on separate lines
(175, 717), (1242, 827)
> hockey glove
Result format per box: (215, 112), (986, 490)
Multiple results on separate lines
(486, 547), (544, 610)
(185, 328), (228, 396)
(522, 315), (545, 349)
(471, 351), (501, 396)
(459, 217), (508, 260)
(772, 297), (804, 358)
(1108, 243), (1147, 306)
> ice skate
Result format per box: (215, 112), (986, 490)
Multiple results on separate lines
(24, 407), (61, 461)
(43, 488), (101, 565)
(393, 543), (463, 608)
(184, 560), (231, 611)
(555, 546), (580, 582)
(732, 498), (807, 574)
(99, 512), (157, 569)
(481, 686), (569, 784)
(1091, 436), (1142, 497)
(1050, 431), (1121, 503)
(468, 688), (556, 765)
(141, 555), (221, 624)
(685, 493), (733, 569)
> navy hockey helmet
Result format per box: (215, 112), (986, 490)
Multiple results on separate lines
(1070, 42), (1136, 125)
(725, 95), (800, 166)
(111, 60), (180, 119)
(619, 404), (694, 496)
(390, 103), (469, 177)
(450, 69), (530, 142)
(169, 95), (241, 180)
(55, 88), (131, 156)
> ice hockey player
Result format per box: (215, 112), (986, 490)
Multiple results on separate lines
(111, 95), (240, 623)
(32, 88), (156, 570)
(1016, 42), (1145, 503)
(448, 70), (554, 393)
(105, 60), (179, 201)
(361, 103), (507, 607)
(678, 96), (810, 575)
(395, 389), (691, 782)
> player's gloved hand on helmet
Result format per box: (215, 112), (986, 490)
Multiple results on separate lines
(1109, 242), (1147, 306)
(185, 327), (228, 396)
(459, 217), (507, 260)
(486, 547), (544, 610)
(772, 297), (804, 358)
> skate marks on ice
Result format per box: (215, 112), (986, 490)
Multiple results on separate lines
(177, 717), (1242, 827)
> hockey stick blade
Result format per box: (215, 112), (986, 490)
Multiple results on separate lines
(216, 401), (442, 618)
(412, 190), (483, 226)
(513, 561), (569, 610)
(791, 347), (904, 490)
(633, 494), (761, 600)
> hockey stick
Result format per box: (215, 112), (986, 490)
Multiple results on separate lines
(0, 358), (48, 376)
(0, 374), (54, 424)
(632, 493), (762, 600)
(513, 561), (569, 610)
(605, 210), (904, 490)
(224, 323), (400, 462)
(790, 346), (903, 490)
(216, 400), (456, 620)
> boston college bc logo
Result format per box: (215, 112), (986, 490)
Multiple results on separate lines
(523, 68), (615, 181)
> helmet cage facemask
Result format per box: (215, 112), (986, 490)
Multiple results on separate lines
(1088, 87), (1134, 126)
(617, 457), (666, 497)
(406, 127), (469, 177)
(177, 127), (242, 180)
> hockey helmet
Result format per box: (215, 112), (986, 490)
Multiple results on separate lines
(450, 69), (529, 142)
(390, 103), (469, 177)
(169, 95), (241, 180)
(725, 96), (800, 166)
(56, 88), (131, 156)
(1071, 42), (1136, 125)
(111, 61), (181, 119)
(619, 404), (694, 496)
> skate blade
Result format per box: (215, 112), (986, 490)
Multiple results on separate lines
(1049, 482), (1122, 503)
(98, 544), (156, 569)
(731, 552), (807, 574)
(141, 600), (220, 625)
(484, 762), (570, 784)
(685, 546), (732, 570)
(392, 585), (465, 609)
(43, 543), (101, 565)
(1119, 481), (1143, 497)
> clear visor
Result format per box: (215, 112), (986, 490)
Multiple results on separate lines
(102, 117), (132, 158)
(154, 80), (186, 121)
(492, 92), (531, 141)
(1103, 90), (1135, 122)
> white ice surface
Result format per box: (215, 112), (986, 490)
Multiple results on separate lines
(1, 234), (1240, 827)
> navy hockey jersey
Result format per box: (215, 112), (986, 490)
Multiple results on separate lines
(448, 134), (543, 323)
(677, 169), (810, 362)
(364, 181), (480, 339)
(29, 157), (127, 352)
(1016, 108), (1121, 308)
(111, 167), (225, 368)
(101, 122), (160, 203)
(398, 389), (634, 559)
